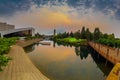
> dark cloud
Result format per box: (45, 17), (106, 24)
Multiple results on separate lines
(66, 0), (120, 20)
(0, 0), (31, 17)
(0, 0), (120, 20)
(95, 0), (119, 19)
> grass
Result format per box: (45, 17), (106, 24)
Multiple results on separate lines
(56, 37), (87, 46)
(58, 37), (86, 42)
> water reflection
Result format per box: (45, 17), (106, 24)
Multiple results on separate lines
(24, 41), (113, 80)
(74, 46), (113, 77)
(89, 48), (114, 76)
(24, 44), (36, 53)
(75, 46), (89, 60)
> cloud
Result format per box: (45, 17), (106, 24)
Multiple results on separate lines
(0, 0), (120, 37)
(0, 0), (120, 20)
(0, 0), (32, 17)
(6, 5), (72, 30)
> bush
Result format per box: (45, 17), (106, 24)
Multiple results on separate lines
(0, 37), (19, 55)
(0, 55), (11, 71)
(0, 37), (19, 71)
(97, 38), (120, 48)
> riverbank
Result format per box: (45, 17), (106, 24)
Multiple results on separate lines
(0, 38), (49, 80)
(88, 42), (120, 80)
(16, 38), (42, 47)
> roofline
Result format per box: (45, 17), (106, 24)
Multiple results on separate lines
(0, 27), (35, 35)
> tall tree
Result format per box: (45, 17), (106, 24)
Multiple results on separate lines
(85, 28), (91, 41)
(80, 26), (86, 39)
(54, 29), (56, 36)
(74, 30), (81, 39)
(93, 27), (101, 40)
(70, 31), (74, 37)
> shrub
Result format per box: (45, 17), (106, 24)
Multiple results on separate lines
(0, 55), (11, 71)
(0, 37), (19, 71)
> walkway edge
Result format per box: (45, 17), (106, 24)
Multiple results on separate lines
(0, 39), (50, 80)
(106, 63), (120, 80)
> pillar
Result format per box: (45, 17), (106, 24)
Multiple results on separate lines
(32, 28), (35, 36)
(117, 48), (119, 56)
(54, 29), (56, 36)
(99, 44), (100, 50)
(106, 48), (109, 57)
(0, 33), (3, 38)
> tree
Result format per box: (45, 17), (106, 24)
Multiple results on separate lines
(85, 28), (91, 41)
(108, 33), (115, 39)
(35, 32), (42, 38)
(101, 33), (109, 39)
(80, 26), (86, 39)
(70, 31), (74, 37)
(93, 27), (101, 40)
(53, 29), (56, 36)
(74, 30), (81, 39)
(62, 32), (68, 38)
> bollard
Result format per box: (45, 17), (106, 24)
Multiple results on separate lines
(117, 48), (119, 56)
(99, 44), (100, 50)
(106, 48), (109, 58)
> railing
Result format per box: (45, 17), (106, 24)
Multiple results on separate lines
(88, 42), (120, 64)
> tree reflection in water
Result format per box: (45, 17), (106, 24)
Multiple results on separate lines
(89, 48), (114, 76)
(75, 46), (89, 60)
(24, 43), (38, 53)
(25, 42), (113, 80)
(75, 46), (113, 76)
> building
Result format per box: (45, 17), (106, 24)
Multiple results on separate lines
(0, 22), (15, 31)
(0, 22), (35, 38)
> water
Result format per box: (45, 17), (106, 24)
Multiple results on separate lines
(24, 41), (113, 80)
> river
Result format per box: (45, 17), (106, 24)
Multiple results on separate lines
(24, 40), (113, 80)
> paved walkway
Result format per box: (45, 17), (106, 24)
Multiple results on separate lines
(0, 39), (49, 80)
(16, 38), (42, 47)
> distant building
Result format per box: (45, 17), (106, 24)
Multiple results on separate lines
(0, 22), (15, 31)
(54, 29), (56, 36)
(0, 22), (35, 38)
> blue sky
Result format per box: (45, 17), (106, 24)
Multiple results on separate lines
(0, 0), (120, 37)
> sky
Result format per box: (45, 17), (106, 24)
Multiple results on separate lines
(0, 0), (120, 37)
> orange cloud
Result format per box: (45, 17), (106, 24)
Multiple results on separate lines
(4, 5), (119, 37)
(9, 6), (72, 29)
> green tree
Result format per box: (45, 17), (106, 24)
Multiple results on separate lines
(70, 31), (74, 37)
(62, 32), (68, 38)
(85, 28), (91, 41)
(93, 27), (101, 40)
(101, 33), (109, 39)
(74, 30), (81, 39)
(108, 33), (115, 39)
(80, 26), (86, 39)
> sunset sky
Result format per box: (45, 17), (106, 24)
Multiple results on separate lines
(0, 0), (120, 37)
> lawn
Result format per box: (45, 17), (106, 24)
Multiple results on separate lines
(56, 37), (87, 46)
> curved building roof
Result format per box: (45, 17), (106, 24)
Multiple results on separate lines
(0, 27), (35, 37)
